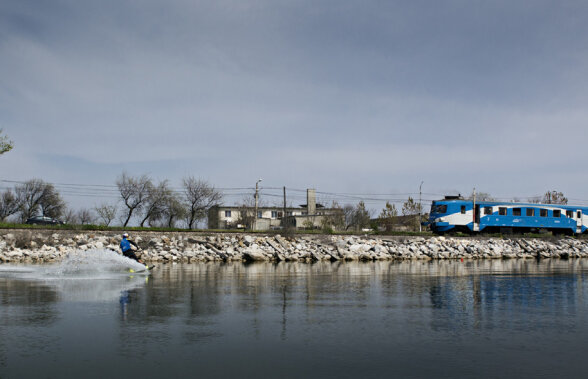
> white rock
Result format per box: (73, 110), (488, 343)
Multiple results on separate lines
(243, 247), (267, 261)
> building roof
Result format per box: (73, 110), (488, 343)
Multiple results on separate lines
(211, 205), (301, 211)
(299, 203), (325, 208)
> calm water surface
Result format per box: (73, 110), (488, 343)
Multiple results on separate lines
(1, 252), (588, 378)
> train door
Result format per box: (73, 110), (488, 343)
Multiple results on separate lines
(577, 210), (583, 233)
(473, 204), (480, 232)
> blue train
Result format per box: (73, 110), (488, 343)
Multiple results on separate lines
(428, 196), (587, 235)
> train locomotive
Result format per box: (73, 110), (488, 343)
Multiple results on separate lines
(428, 196), (587, 235)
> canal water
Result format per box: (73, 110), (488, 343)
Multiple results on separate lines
(1, 250), (588, 378)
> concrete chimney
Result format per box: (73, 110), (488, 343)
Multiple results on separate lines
(307, 189), (316, 215)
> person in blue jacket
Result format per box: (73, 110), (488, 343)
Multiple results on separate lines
(120, 232), (144, 264)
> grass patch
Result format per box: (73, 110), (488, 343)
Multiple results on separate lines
(0, 222), (582, 240)
(374, 230), (434, 237)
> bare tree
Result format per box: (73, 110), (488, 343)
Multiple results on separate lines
(236, 208), (254, 229)
(467, 191), (494, 201)
(77, 208), (95, 225)
(378, 201), (398, 232)
(542, 190), (568, 205)
(62, 208), (77, 224)
(351, 201), (371, 231)
(94, 203), (118, 226)
(182, 176), (222, 229)
(0, 129), (13, 155)
(0, 189), (19, 222)
(341, 202), (371, 231)
(139, 180), (171, 227)
(116, 172), (152, 227)
(402, 197), (422, 231)
(161, 193), (186, 228)
(41, 189), (66, 219)
(236, 200), (256, 229)
(320, 201), (345, 231)
(15, 179), (66, 222)
(528, 191), (568, 204)
(343, 204), (355, 230)
(401, 197), (422, 216)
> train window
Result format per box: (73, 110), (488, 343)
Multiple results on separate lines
(484, 207), (492, 215)
(499, 207), (507, 216)
(460, 205), (466, 214)
(526, 208), (534, 216)
(540, 209), (548, 217)
(566, 210), (574, 218)
(553, 210), (561, 218)
(578, 211), (582, 219)
(432, 204), (447, 213)
(513, 208), (521, 216)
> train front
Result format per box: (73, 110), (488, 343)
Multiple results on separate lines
(427, 200), (455, 233)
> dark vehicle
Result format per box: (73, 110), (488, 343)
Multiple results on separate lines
(25, 216), (64, 225)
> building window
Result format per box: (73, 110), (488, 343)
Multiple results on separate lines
(224, 210), (231, 218)
(271, 211), (278, 218)
(499, 207), (507, 216)
(540, 209), (548, 217)
(484, 207), (492, 215)
(286, 211), (292, 216)
(257, 211), (262, 218)
(526, 208), (535, 217)
(566, 210), (573, 218)
(553, 210), (561, 218)
(460, 205), (466, 214)
(513, 208), (521, 216)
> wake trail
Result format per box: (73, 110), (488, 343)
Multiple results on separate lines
(0, 249), (147, 280)
(49, 248), (147, 278)
(0, 248), (151, 302)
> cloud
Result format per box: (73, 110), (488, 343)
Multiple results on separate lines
(1, 0), (588, 210)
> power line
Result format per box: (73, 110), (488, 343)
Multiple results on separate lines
(2, 179), (588, 208)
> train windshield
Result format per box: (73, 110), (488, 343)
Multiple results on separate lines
(431, 204), (447, 214)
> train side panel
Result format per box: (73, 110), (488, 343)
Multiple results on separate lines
(429, 200), (588, 234)
(477, 204), (579, 233)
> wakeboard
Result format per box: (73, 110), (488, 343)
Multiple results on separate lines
(128, 265), (155, 274)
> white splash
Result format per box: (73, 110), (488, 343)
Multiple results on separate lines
(0, 248), (151, 302)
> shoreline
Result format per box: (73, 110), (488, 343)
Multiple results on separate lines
(1, 230), (588, 263)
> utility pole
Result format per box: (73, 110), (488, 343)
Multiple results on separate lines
(254, 178), (262, 230)
(283, 186), (287, 228)
(419, 181), (424, 233)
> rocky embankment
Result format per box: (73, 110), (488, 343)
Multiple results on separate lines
(1, 230), (588, 263)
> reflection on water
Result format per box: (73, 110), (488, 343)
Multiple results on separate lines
(1, 258), (588, 378)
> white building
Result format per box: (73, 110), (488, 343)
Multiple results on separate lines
(207, 189), (342, 230)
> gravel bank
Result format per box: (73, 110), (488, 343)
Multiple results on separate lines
(1, 230), (588, 263)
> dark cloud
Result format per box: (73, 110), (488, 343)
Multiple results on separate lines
(1, 0), (588, 210)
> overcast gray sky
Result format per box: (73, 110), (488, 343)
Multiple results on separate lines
(1, 0), (588, 211)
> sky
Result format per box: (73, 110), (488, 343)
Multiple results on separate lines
(1, 0), (588, 213)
